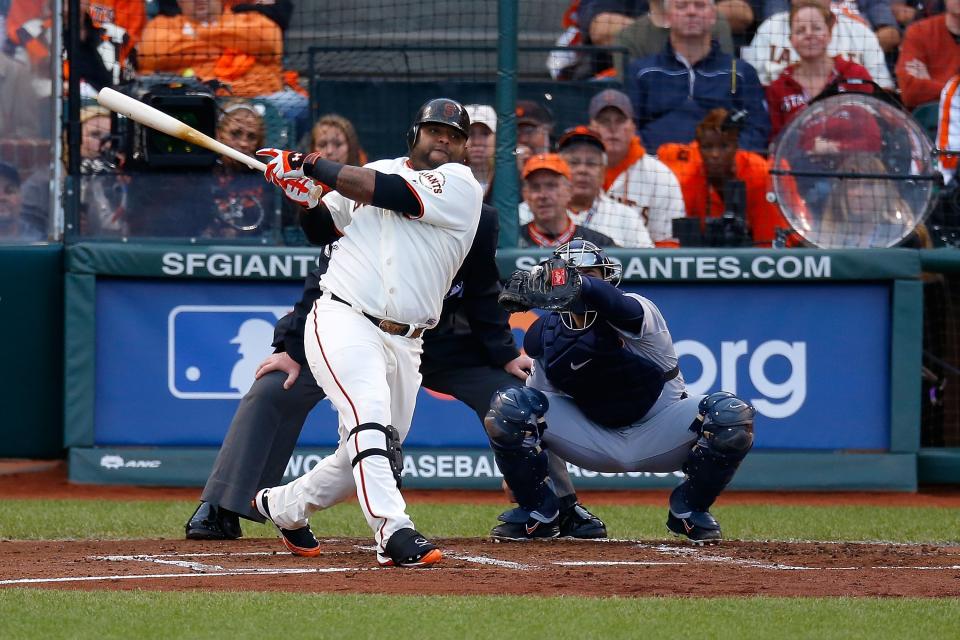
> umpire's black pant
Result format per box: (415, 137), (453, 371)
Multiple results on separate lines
(201, 364), (576, 522)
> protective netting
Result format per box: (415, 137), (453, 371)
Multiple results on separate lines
(0, 0), (952, 250)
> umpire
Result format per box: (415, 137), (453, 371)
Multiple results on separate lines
(185, 203), (606, 540)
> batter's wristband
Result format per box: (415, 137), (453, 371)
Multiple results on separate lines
(303, 153), (343, 188)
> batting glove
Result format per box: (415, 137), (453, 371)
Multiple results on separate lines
(257, 148), (320, 186)
(280, 176), (327, 209)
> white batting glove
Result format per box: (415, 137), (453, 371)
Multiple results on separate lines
(280, 176), (324, 209)
(256, 148), (313, 185)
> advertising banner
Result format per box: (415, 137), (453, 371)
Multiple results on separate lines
(94, 279), (890, 451)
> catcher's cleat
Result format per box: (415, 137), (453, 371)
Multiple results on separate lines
(491, 513), (560, 541)
(666, 510), (722, 546)
(252, 489), (321, 557)
(377, 528), (442, 568)
(558, 503), (607, 539)
(185, 502), (242, 540)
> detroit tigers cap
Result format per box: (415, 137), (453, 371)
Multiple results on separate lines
(588, 89), (635, 121)
(522, 153), (572, 180)
(516, 100), (554, 126)
(465, 104), (497, 134)
(557, 125), (605, 153)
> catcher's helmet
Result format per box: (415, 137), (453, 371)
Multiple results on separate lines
(407, 98), (471, 149)
(553, 238), (622, 286)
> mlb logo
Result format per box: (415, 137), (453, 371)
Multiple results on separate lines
(551, 268), (567, 286)
(168, 305), (291, 399)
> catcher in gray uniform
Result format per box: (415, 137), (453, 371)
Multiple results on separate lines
(488, 238), (756, 544)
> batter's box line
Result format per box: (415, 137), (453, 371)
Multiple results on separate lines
(354, 545), (535, 570)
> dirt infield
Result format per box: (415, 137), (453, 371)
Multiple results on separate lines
(1, 537), (958, 597)
(2, 461), (959, 597)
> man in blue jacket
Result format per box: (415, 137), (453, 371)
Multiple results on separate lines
(624, 0), (770, 153)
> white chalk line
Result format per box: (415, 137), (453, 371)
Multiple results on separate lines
(353, 544), (532, 570)
(0, 567), (369, 586)
(3, 540), (959, 587)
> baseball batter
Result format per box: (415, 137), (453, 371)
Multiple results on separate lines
(252, 99), (482, 567)
(488, 239), (756, 544)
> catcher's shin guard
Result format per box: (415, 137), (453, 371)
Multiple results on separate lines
(483, 387), (557, 518)
(670, 393), (756, 517)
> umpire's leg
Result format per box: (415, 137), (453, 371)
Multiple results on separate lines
(421, 365), (577, 500)
(201, 368), (327, 521)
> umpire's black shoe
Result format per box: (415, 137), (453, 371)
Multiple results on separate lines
(558, 503), (607, 539)
(377, 528), (442, 568)
(252, 489), (321, 557)
(491, 513), (560, 541)
(666, 510), (722, 545)
(185, 502), (242, 540)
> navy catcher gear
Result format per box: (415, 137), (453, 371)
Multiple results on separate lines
(483, 387), (549, 450)
(553, 238), (622, 285)
(669, 393), (755, 544)
(483, 387), (556, 515)
(407, 98), (470, 150)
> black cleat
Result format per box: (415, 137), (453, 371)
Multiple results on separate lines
(252, 488), (321, 557)
(377, 528), (442, 567)
(491, 513), (560, 541)
(558, 503), (607, 539)
(666, 510), (722, 545)
(185, 502), (242, 540)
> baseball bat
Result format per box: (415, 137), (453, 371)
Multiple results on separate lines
(96, 86), (267, 172)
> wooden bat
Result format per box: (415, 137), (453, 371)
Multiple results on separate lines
(97, 87), (267, 172)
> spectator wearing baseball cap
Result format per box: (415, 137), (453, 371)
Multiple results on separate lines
(515, 99), (554, 170)
(588, 89), (686, 245)
(0, 161), (44, 241)
(465, 104), (497, 198)
(518, 153), (616, 248)
(521, 127), (653, 248)
(624, 0), (770, 153)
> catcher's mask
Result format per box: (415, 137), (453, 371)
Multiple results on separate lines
(553, 238), (622, 330)
(407, 98), (471, 150)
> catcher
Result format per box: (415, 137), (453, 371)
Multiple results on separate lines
(488, 239), (755, 544)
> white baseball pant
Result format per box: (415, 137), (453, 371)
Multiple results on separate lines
(262, 295), (423, 554)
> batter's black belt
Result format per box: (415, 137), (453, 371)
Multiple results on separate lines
(325, 291), (425, 339)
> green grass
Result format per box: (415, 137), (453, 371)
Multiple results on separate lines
(0, 500), (957, 544)
(0, 591), (957, 639)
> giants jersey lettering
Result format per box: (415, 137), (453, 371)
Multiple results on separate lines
(319, 157), (483, 327)
(741, 12), (893, 88)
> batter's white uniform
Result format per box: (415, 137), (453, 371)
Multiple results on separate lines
(519, 193), (655, 248)
(741, 12), (894, 89)
(606, 154), (686, 243)
(263, 157), (482, 556)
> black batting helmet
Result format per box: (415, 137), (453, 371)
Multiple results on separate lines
(407, 98), (471, 149)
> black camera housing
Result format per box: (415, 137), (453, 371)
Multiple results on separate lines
(116, 76), (218, 170)
(672, 179), (753, 247)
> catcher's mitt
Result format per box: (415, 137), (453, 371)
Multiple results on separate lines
(498, 257), (582, 313)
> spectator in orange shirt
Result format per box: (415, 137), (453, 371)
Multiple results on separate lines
(658, 108), (794, 247)
(895, 0), (960, 110)
(138, 0), (283, 97)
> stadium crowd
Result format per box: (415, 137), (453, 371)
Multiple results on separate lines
(0, 0), (955, 248)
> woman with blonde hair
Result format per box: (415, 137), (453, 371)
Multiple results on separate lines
(815, 153), (916, 248)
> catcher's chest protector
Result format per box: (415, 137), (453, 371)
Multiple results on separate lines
(537, 315), (669, 428)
